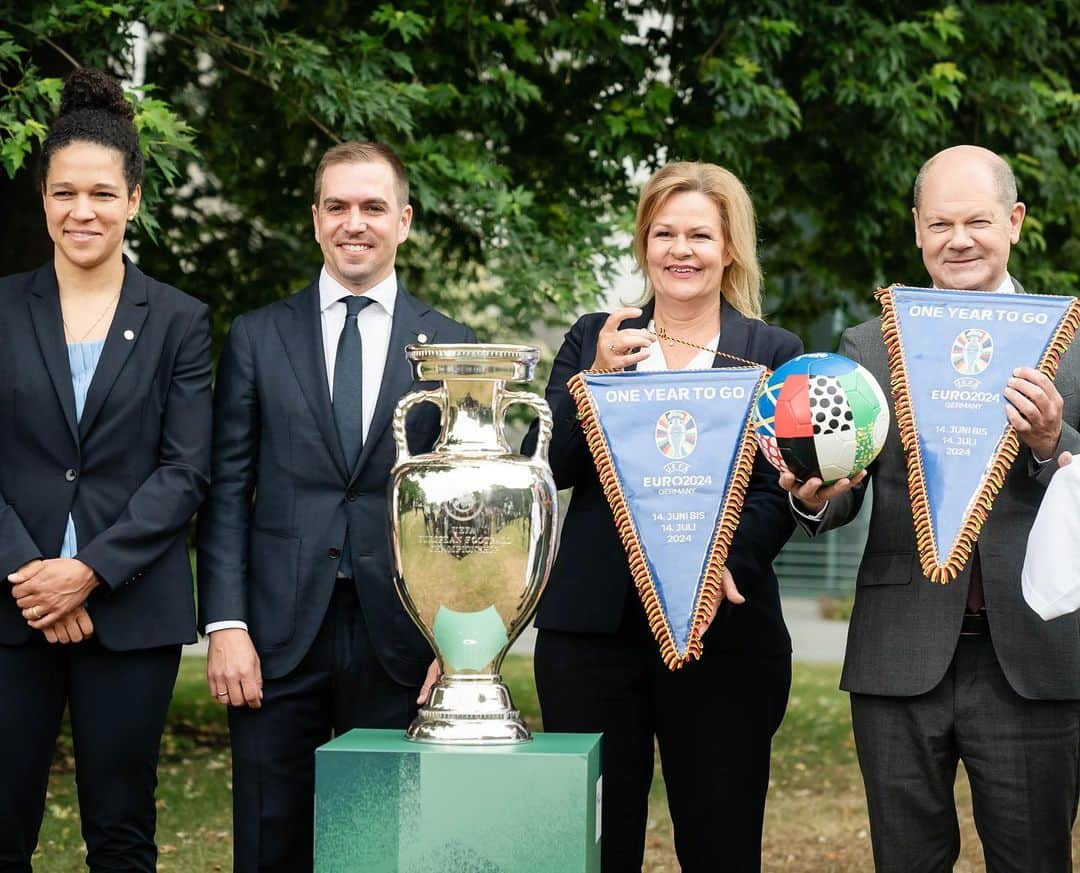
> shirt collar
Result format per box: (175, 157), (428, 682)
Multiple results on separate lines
(993, 272), (1015, 294)
(928, 272), (1010, 296)
(931, 272), (1015, 295)
(319, 267), (398, 314)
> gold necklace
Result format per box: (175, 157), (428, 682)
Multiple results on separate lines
(62, 292), (120, 343)
(653, 325), (770, 372)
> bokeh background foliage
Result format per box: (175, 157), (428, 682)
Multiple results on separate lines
(2, 1), (1078, 345)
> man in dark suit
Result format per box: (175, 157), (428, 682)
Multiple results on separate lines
(783, 145), (1080, 871)
(197, 141), (475, 873)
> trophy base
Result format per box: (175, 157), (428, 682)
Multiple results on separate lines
(406, 674), (532, 744)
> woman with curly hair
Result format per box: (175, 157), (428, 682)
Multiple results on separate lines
(0, 68), (211, 871)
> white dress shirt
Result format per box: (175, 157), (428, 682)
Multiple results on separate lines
(318, 267), (397, 441)
(640, 321), (720, 372)
(206, 268), (400, 635)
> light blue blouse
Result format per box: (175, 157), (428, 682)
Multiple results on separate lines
(60, 339), (106, 558)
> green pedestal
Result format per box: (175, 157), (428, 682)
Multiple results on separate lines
(315, 729), (602, 873)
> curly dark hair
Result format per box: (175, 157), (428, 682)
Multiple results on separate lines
(40, 68), (144, 192)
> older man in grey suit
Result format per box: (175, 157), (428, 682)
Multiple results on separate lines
(783, 145), (1080, 872)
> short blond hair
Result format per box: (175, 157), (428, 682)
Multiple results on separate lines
(633, 161), (763, 319)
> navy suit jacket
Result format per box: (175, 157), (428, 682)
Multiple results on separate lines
(524, 299), (803, 655)
(196, 280), (475, 685)
(0, 260), (212, 650)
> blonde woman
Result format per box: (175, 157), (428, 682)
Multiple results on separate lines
(524, 162), (802, 872)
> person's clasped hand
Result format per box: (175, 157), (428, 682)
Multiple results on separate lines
(8, 557), (99, 630)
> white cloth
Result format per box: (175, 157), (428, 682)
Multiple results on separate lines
(1022, 460), (1080, 620)
(205, 268), (398, 636)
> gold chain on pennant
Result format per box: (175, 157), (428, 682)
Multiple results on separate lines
(653, 326), (771, 374)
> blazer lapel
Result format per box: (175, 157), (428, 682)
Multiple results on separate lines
(27, 264), (79, 445)
(350, 283), (429, 483)
(79, 261), (150, 439)
(277, 282), (349, 479)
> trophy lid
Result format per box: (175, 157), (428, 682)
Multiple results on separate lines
(406, 343), (539, 382)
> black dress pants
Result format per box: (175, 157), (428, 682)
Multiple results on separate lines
(0, 635), (182, 873)
(228, 581), (423, 873)
(535, 599), (791, 873)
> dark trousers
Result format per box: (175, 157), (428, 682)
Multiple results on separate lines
(0, 635), (181, 873)
(228, 581), (422, 873)
(535, 600), (791, 873)
(851, 631), (1080, 873)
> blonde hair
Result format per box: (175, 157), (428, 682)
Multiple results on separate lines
(632, 161), (763, 319)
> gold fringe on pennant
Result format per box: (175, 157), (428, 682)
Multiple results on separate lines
(689, 398), (762, 661)
(568, 368), (766, 670)
(876, 289), (1080, 583)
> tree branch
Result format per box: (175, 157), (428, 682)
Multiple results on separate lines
(11, 22), (82, 69)
(165, 31), (341, 144)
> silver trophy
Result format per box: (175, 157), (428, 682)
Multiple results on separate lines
(389, 344), (557, 743)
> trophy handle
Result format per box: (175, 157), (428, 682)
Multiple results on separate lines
(500, 390), (553, 461)
(393, 387), (446, 461)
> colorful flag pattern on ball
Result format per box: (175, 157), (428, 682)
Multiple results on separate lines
(753, 353), (888, 484)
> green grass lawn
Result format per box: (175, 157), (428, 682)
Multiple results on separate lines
(32, 656), (1073, 872)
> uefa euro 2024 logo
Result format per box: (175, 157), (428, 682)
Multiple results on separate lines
(951, 328), (994, 377)
(655, 410), (698, 460)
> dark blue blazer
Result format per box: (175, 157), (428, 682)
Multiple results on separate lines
(524, 299), (803, 655)
(196, 280), (475, 685)
(0, 260), (212, 650)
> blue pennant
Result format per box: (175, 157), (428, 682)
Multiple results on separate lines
(579, 368), (764, 659)
(891, 287), (1076, 570)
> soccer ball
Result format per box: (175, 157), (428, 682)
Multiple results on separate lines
(753, 353), (889, 485)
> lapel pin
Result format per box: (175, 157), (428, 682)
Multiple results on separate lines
(417, 333), (428, 344)
(123, 329), (135, 341)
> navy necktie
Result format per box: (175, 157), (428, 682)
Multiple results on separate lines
(333, 295), (374, 471)
(332, 294), (373, 579)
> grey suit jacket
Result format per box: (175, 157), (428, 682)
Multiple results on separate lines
(807, 280), (1080, 699)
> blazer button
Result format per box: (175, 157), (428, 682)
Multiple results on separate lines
(328, 547), (341, 560)
(346, 489), (359, 502)
(65, 469), (78, 482)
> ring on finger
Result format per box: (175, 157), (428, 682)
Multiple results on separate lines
(30, 606), (40, 620)
(216, 690), (229, 697)
(608, 341), (618, 354)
